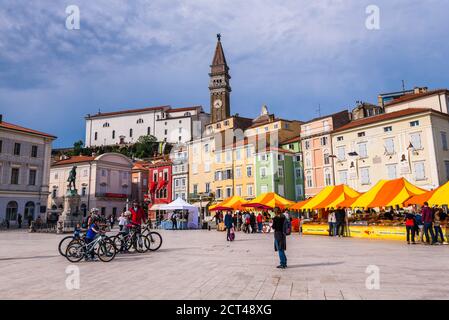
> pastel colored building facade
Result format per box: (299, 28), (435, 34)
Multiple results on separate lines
(0, 116), (56, 224)
(49, 153), (133, 218)
(147, 158), (173, 220)
(331, 108), (449, 192)
(170, 144), (189, 201)
(280, 136), (304, 200)
(131, 161), (149, 204)
(301, 111), (351, 198)
(254, 147), (303, 201)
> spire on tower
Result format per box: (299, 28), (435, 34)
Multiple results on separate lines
(211, 33), (228, 74)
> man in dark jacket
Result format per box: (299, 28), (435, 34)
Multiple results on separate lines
(272, 207), (287, 269)
(421, 202), (436, 244)
(335, 208), (346, 237)
(224, 211), (234, 241)
(250, 212), (257, 233)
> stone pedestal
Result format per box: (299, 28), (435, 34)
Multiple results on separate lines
(57, 189), (82, 234)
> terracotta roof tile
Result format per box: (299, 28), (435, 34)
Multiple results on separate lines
(385, 89), (449, 107)
(166, 106), (203, 113)
(85, 105), (170, 119)
(52, 155), (95, 166)
(334, 108), (440, 133)
(281, 136), (301, 144)
(0, 121), (56, 139)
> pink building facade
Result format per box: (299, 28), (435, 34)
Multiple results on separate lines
(301, 111), (350, 198)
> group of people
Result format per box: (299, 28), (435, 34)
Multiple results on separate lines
(404, 202), (447, 245)
(213, 211), (270, 234)
(327, 208), (349, 237)
(221, 208), (292, 269)
(78, 201), (147, 260)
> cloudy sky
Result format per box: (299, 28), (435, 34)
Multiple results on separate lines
(1, 0), (449, 147)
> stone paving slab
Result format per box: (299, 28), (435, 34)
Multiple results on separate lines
(1, 229), (449, 299)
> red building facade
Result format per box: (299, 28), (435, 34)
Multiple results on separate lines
(147, 159), (173, 221)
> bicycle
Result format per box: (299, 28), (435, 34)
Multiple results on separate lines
(110, 225), (149, 254)
(65, 232), (116, 263)
(262, 222), (272, 233)
(58, 232), (86, 257)
(141, 223), (163, 251)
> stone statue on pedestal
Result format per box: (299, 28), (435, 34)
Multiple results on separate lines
(57, 165), (82, 233)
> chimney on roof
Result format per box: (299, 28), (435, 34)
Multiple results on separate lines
(414, 87), (428, 94)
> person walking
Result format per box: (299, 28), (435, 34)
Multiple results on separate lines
(224, 211), (234, 241)
(257, 213), (263, 233)
(414, 209), (424, 242)
(328, 210), (336, 237)
(244, 212), (251, 234)
(405, 211), (416, 244)
(171, 212), (178, 230)
(109, 215), (115, 230)
(250, 212), (256, 233)
(434, 208), (445, 244)
(422, 202), (436, 245)
(118, 212), (126, 232)
(335, 208), (345, 237)
(272, 207), (287, 269)
(17, 214), (22, 229)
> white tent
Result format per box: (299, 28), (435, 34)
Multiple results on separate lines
(159, 197), (199, 229)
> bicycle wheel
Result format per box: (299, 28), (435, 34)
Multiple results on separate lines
(97, 238), (116, 262)
(109, 236), (124, 253)
(58, 236), (75, 257)
(65, 242), (85, 263)
(133, 234), (148, 253)
(147, 232), (162, 251)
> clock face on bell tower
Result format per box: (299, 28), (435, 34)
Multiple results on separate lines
(209, 34), (231, 124)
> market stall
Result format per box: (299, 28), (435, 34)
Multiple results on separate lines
(208, 196), (248, 211)
(405, 180), (449, 207)
(159, 197), (199, 229)
(243, 192), (294, 210)
(299, 178), (433, 241)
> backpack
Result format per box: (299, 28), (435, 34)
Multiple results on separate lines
(283, 219), (292, 236)
(81, 216), (89, 229)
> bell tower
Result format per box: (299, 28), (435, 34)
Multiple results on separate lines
(209, 34), (231, 123)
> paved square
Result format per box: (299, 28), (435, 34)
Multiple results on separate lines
(1, 229), (448, 300)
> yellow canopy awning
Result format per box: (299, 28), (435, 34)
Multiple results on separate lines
(208, 196), (248, 211)
(405, 180), (449, 207)
(351, 178), (428, 208)
(305, 185), (360, 210)
(243, 192), (294, 210)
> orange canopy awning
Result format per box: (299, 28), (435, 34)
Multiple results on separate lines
(290, 185), (360, 210)
(243, 192), (294, 210)
(351, 178), (428, 208)
(208, 196), (248, 211)
(405, 180), (449, 207)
